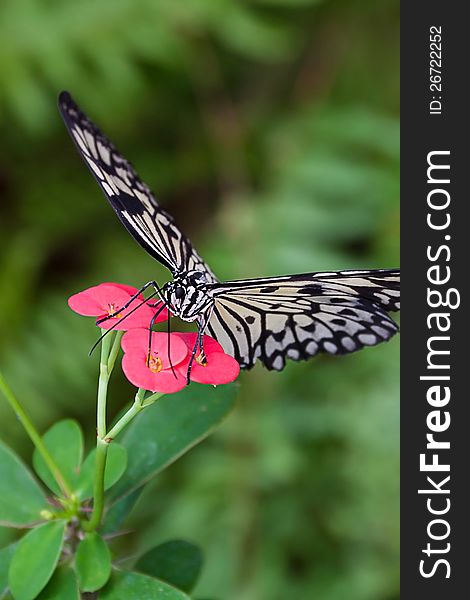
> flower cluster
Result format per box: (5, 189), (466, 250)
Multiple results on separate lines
(69, 283), (240, 393)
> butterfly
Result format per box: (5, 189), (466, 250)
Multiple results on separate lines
(59, 92), (400, 372)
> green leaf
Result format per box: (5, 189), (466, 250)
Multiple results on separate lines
(0, 440), (47, 526)
(110, 383), (238, 500)
(75, 532), (112, 592)
(0, 527), (16, 548)
(8, 521), (66, 600)
(0, 542), (17, 596)
(36, 566), (79, 600)
(32, 420), (83, 495)
(100, 571), (190, 599)
(102, 487), (143, 534)
(75, 443), (127, 499)
(135, 540), (203, 593)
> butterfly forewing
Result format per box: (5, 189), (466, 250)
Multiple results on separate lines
(58, 92), (217, 282)
(205, 270), (400, 370)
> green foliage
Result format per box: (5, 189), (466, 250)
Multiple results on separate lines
(36, 567), (79, 600)
(0, 0), (399, 598)
(8, 521), (66, 600)
(100, 571), (191, 600)
(0, 542), (17, 597)
(0, 0), (322, 132)
(76, 442), (128, 500)
(102, 487), (143, 535)
(136, 540), (204, 593)
(31, 418), (127, 499)
(0, 440), (47, 526)
(32, 419), (83, 495)
(109, 384), (238, 501)
(0, 382), (237, 597)
(75, 532), (112, 592)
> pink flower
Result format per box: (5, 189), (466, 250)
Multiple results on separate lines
(68, 283), (168, 330)
(120, 329), (240, 393)
(121, 329), (189, 393)
(174, 333), (240, 385)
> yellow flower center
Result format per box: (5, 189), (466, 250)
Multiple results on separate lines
(107, 303), (122, 318)
(196, 353), (207, 367)
(147, 353), (163, 373)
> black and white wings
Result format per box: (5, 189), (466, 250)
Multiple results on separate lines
(58, 92), (217, 283)
(206, 270), (400, 370)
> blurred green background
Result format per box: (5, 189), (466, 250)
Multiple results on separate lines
(0, 0), (399, 598)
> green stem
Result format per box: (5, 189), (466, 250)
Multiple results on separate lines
(107, 331), (124, 373)
(83, 438), (109, 532)
(97, 334), (113, 439)
(0, 371), (73, 498)
(103, 389), (163, 441)
(141, 391), (164, 408)
(83, 390), (149, 532)
(84, 334), (113, 532)
(86, 350), (163, 532)
(106, 402), (143, 441)
(105, 389), (163, 440)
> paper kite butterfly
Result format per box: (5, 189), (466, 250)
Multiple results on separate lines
(59, 92), (400, 372)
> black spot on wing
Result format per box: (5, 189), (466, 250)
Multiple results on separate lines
(297, 284), (323, 295)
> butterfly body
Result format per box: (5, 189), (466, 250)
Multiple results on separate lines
(59, 91), (400, 372)
(163, 271), (215, 322)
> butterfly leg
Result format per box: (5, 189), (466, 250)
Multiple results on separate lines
(185, 330), (204, 385)
(143, 303), (178, 379)
(185, 310), (212, 384)
(165, 312), (179, 379)
(146, 301), (172, 363)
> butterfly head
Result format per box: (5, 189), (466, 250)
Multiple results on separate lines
(164, 270), (213, 322)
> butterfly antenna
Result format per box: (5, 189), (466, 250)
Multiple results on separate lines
(89, 290), (160, 356)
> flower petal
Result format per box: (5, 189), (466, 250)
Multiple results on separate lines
(174, 332), (226, 355)
(98, 303), (167, 331)
(68, 283), (168, 330)
(121, 330), (188, 368)
(68, 284), (131, 317)
(102, 282), (140, 296)
(122, 352), (187, 393)
(97, 304), (159, 331)
(189, 352), (240, 385)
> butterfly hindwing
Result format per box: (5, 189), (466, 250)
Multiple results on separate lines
(205, 269), (399, 370)
(58, 92), (217, 282)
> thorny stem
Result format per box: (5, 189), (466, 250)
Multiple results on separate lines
(84, 333), (113, 532)
(106, 389), (163, 441)
(0, 371), (73, 499)
(83, 437), (109, 532)
(84, 381), (163, 532)
(97, 333), (113, 439)
(107, 331), (124, 373)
